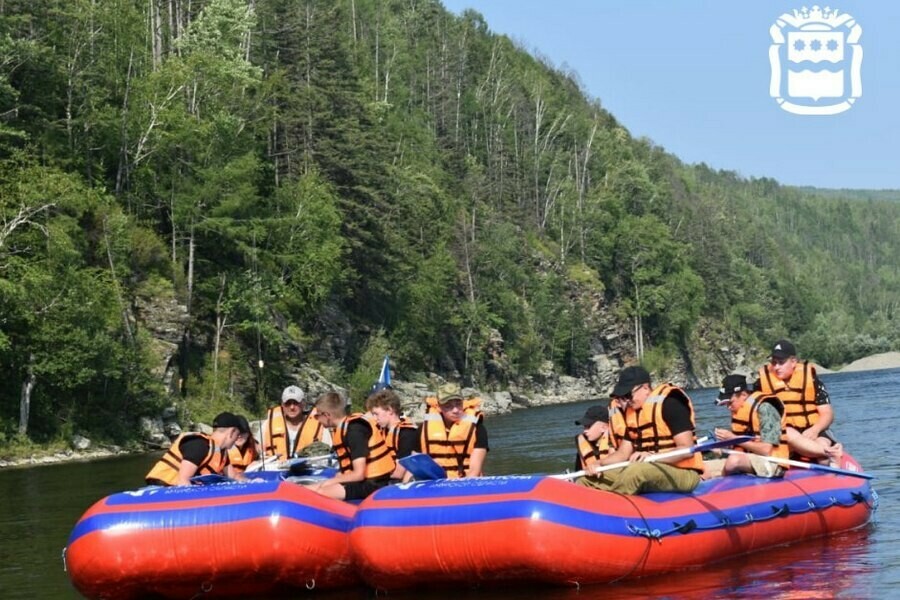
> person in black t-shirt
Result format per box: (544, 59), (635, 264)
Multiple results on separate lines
(306, 392), (396, 501)
(366, 389), (418, 482)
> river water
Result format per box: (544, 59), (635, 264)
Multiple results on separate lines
(1, 368), (895, 599)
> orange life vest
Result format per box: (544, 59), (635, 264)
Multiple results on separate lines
(383, 417), (417, 459)
(420, 397), (483, 479)
(730, 391), (790, 461)
(576, 432), (612, 471)
(623, 383), (704, 473)
(263, 405), (325, 459)
(226, 440), (258, 473)
(332, 413), (395, 479)
(145, 433), (226, 486)
(608, 404), (626, 449)
(757, 361), (819, 431)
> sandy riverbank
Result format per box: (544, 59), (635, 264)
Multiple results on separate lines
(838, 352), (900, 372)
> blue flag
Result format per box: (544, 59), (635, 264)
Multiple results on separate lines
(371, 355), (391, 393)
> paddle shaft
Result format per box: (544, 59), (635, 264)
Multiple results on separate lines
(721, 449), (874, 479)
(554, 436), (714, 481)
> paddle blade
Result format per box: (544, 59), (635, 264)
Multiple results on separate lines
(399, 454), (447, 480)
(809, 462), (874, 479)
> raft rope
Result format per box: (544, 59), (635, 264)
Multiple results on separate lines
(626, 479), (872, 538)
(608, 491), (656, 584)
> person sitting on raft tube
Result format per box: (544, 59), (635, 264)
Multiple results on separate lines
(754, 339), (842, 466)
(419, 383), (489, 479)
(706, 374), (788, 479)
(145, 411), (248, 486)
(577, 366), (703, 494)
(573, 405), (613, 474)
(366, 388), (418, 482)
(306, 392), (396, 500)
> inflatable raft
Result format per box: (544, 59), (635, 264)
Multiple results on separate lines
(64, 473), (358, 599)
(350, 454), (876, 590)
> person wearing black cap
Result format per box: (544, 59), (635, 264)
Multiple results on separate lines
(145, 411), (249, 486)
(573, 405), (612, 474)
(578, 366), (703, 495)
(754, 339), (841, 464)
(711, 374), (788, 478)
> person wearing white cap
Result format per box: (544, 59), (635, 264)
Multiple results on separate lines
(262, 385), (330, 460)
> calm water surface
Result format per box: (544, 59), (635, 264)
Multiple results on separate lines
(0, 368), (895, 599)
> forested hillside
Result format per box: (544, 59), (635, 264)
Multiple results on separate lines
(2, 0), (898, 448)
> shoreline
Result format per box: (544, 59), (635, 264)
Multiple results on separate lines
(5, 358), (898, 472)
(0, 446), (149, 471)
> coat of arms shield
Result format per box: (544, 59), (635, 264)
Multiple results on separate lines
(769, 6), (862, 115)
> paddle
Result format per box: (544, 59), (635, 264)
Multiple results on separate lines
(398, 453), (448, 480)
(552, 435), (753, 481)
(721, 449), (874, 480)
(245, 455), (280, 473)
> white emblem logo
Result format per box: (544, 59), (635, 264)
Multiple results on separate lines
(769, 6), (862, 115)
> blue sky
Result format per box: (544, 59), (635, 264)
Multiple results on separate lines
(441, 1), (900, 190)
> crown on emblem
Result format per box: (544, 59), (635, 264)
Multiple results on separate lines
(792, 5), (842, 25)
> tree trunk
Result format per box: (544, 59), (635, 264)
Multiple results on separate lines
(150, 0), (162, 70)
(213, 273), (228, 388)
(186, 219), (195, 315)
(18, 355), (35, 436)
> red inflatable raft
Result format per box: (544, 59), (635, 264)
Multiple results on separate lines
(65, 476), (358, 599)
(350, 454), (876, 590)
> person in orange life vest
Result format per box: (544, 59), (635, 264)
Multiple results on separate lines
(578, 366), (703, 495)
(306, 392), (396, 501)
(418, 383), (489, 478)
(754, 339), (842, 465)
(573, 405), (612, 473)
(145, 411), (247, 486)
(263, 385), (330, 460)
(366, 388), (418, 482)
(607, 394), (629, 448)
(226, 415), (260, 475)
(710, 374), (787, 478)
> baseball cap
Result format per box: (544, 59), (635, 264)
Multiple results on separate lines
(575, 405), (609, 428)
(436, 382), (464, 405)
(235, 415), (251, 435)
(717, 374), (751, 403)
(212, 411), (243, 430)
(281, 385), (305, 404)
(611, 366), (651, 397)
(769, 339), (797, 360)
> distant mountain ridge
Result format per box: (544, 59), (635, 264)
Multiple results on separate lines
(795, 187), (900, 202)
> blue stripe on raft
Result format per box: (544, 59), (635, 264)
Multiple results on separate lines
(374, 475), (543, 499)
(356, 485), (872, 536)
(68, 498), (351, 546)
(106, 479), (283, 505)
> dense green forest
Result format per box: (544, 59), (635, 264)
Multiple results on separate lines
(1, 0), (898, 449)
